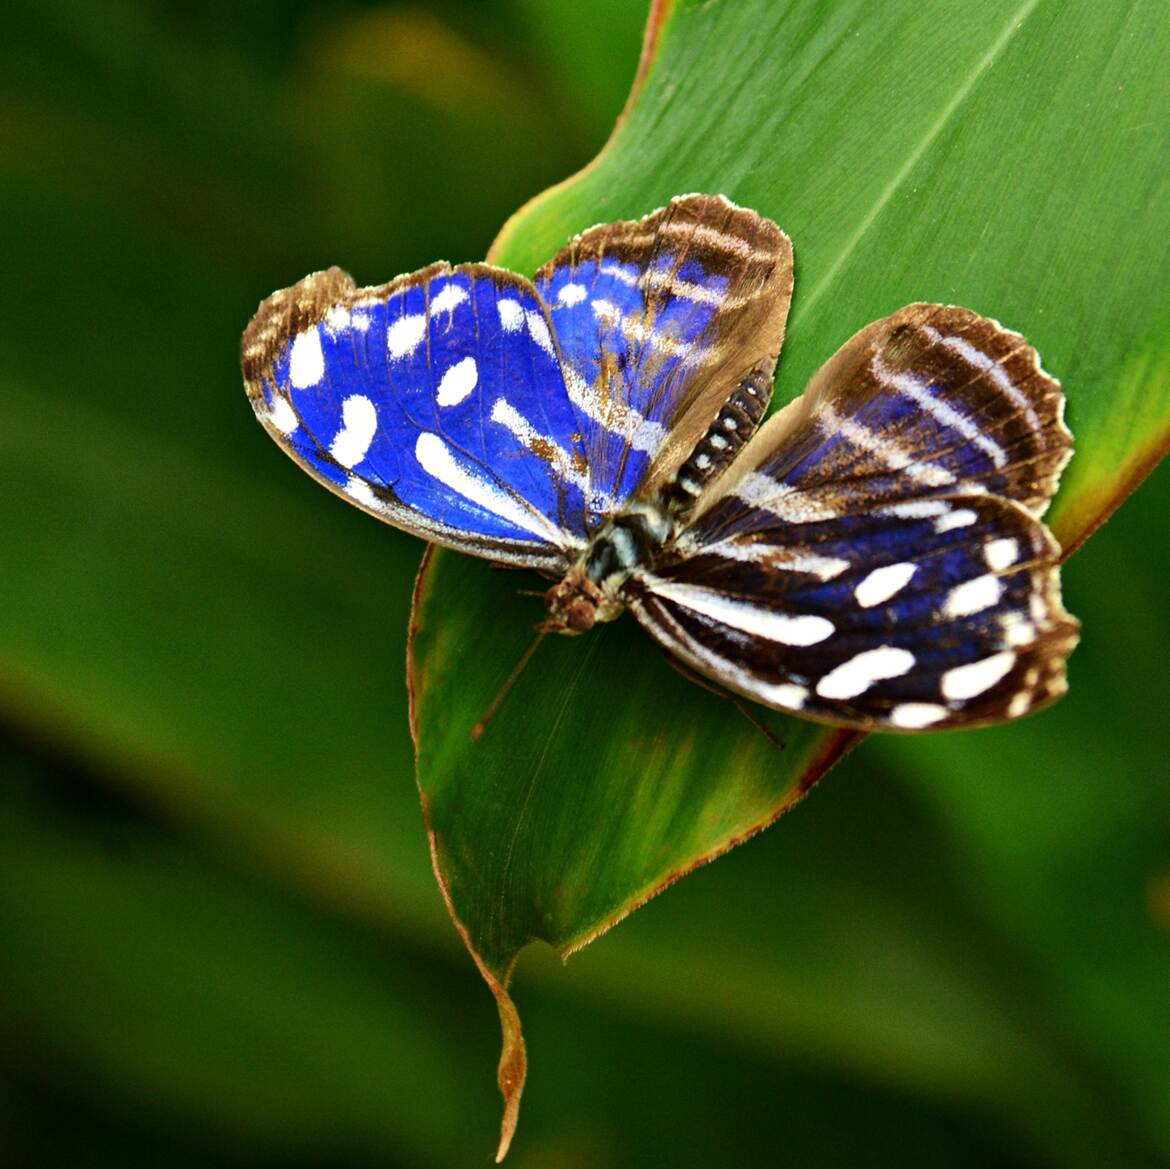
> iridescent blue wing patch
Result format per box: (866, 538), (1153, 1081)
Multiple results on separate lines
(534, 194), (793, 521)
(632, 305), (1078, 730)
(243, 263), (588, 571)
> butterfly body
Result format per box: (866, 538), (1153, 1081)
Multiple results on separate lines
(243, 194), (1078, 732)
(544, 362), (775, 634)
(543, 505), (668, 634)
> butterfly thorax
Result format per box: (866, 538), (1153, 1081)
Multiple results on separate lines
(542, 364), (775, 636)
(542, 503), (671, 634)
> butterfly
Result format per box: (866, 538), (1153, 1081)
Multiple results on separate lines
(242, 194), (1078, 731)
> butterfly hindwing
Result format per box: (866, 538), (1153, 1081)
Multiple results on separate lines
(695, 303), (1072, 535)
(534, 194), (794, 519)
(243, 263), (589, 571)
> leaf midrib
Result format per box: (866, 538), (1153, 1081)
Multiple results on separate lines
(790, 0), (1045, 332)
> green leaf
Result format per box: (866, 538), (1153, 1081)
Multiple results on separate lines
(410, 0), (1170, 1154)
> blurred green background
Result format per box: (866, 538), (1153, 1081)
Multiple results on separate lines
(2, 2), (1168, 1167)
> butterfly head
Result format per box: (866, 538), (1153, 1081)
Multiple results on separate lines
(541, 505), (671, 635)
(540, 571), (605, 636)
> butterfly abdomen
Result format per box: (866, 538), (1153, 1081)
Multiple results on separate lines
(661, 364), (774, 512)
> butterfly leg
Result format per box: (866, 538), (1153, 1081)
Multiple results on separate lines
(662, 652), (785, 750)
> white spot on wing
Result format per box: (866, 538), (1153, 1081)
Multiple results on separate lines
(414, 432), (559, 543)
(944, 573), (1002, 618)
(598, 262), (639, 286)
(643, 268), (727, 305)
(435, 356), (478, 407)
(941, 651), (1016, 700)
(878, 500), (951, 520)
(343, 476), (389, 514)
(268, 396), (298, 435)
(564, 368), (665, 455)
(647, 579), (835, 646)
(1000, 612), (1036, 648)
(324, 305), (351, 333)
(734, 472), (839, 523)
(1007, 691), (1032, 718)
(557, 282), (587, 306)
(890, 702), (948, 728)
(640, 621), (808, 715)
(289, 328), (324, 388)
(497, 298), (524, 332)
(820, 404), (956, 487)
(920, 324), (1045, 438)
(525, 310), (556, 357)
(661, 221), (755, 257)
(692, 538), (848, 579)
(985, 537), (1020, 571)
(935, 509), (979, 532)
(387, 313), (427, 359)
(329, 395), (378, 469)
(759, 682), (809, 710)
(430, 283), (467, 315)
(780, 553), (849, 578)
(591, 297), (712, 364)
(489, 398), (590, 495)
(855, 562), (917, 607)
(815, 646), (915, 700)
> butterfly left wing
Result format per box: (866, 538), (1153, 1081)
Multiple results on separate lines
(534, 194), (793, 521)
(243, 263), (589, 572)
(626, 304), (1079, 730)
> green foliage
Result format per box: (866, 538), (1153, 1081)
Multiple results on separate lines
(1, 2), (1168, 1168)
(415, 0), (1170, 1154)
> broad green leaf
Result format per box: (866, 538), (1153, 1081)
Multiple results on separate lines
(411, 0), (1170, 1154)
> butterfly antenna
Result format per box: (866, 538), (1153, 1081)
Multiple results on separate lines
(470, 631), (547, 742)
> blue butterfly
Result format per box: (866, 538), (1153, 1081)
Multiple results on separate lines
(243, 194), (1078, 730)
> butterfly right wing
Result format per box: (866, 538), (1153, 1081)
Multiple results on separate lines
(631, 491), (1078, 730)
(629, 304), (1078, 730)
(243, 264), (589, 572)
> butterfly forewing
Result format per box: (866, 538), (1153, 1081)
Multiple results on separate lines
(534, 194), (793, 519)
(633, 303), (1078, 730)
(635, 492), (1077, 729)
(243, 263), (588, 571)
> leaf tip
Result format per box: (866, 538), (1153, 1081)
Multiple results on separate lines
(492, 983), (527, 1161)
(413, 755), (529, 1160)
